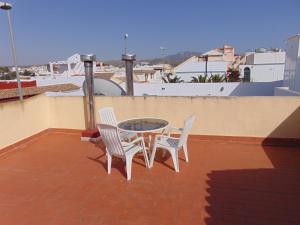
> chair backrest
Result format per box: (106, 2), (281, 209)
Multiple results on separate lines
(97, 124), (125, 157)
(178, 115), (196, 148)
(99, 107), (118, 126)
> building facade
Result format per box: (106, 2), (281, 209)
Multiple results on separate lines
(174, 56), (228, 82)
(283, 34), (300, 93)
(239, 49), (286, 82)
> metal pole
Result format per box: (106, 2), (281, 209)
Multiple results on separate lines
(81, 54), (96, 129)
(122, 54), (135, 96)
(0, 2), (23, 101)
(205, 55), (208, 76)
(160, 47), (166, 65)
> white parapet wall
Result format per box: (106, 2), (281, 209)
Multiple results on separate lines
(1, 95), (300, 149)
(134, 81), (283, 96)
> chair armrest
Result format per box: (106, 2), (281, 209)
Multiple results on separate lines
(155, 134), (180, 141)
(126, 137), (145, 146)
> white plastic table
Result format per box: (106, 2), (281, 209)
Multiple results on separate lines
(118, 118), (169, 153)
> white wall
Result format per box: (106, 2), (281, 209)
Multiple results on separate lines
(174, 56), (228, 82)
(134, 81), (283, 96)
(35, 75), (85, 87)
(239, 64), (285, 82)
(35, 75), (85, 96)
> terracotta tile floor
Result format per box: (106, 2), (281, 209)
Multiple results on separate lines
(0, 131), (299, 225)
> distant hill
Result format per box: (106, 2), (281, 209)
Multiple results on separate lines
(148, 51), (202, 66)
(104, 51), (202, 67)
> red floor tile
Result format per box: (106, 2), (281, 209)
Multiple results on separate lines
(0, 132), (299, 225)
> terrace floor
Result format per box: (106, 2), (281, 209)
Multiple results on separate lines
(0, 130), (299, 225)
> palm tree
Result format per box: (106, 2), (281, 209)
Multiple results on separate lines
(191, 75), (208, 83)
(208, 74), (226, 83)
(162, 73), (184, 83)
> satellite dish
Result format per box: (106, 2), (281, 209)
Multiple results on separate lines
(83, 78), (126, 96)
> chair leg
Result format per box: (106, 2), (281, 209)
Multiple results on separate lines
(183, 143), (189, 163)
(143, 149), (150, 168)
(162, 149), (167, 158)
(125, 155), (133, 180)
(107, 153), (112, 174)
(149, 143), (157, 168)
(170, 149), (179, 172)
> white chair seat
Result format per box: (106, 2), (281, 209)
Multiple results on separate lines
(112, 144), (142, 158)
(156, 136), (179, 149)
(123, 143), (143, 155)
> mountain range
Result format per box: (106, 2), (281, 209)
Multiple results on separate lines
(104, 51), (202, 67)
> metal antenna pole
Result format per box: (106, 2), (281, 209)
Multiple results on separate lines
(204, 55), (208, 76)
(160, 47), (166, 58)
(160, 47), (166, 76)
(1, 3), (23, 100)
(124, 33), (128, 54)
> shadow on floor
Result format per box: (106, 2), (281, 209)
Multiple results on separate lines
(205, 168), (300, 225)
(205, 106), (300, 225)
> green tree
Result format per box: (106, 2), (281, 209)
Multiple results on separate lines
(190, 75), (207, 83)
(162, 73), (184, 83)
(0, 67), (10, 73)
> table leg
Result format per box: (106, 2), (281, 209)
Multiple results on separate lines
(139, 133), (151, 158)
(148, 134), (152, 150)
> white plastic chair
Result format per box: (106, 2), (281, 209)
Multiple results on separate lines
(149, 115), (196, 172)
(99, 107), (137, 141)
(97, 124), (149, 180)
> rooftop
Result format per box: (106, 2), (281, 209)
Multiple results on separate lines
(0, 130), (299, 225)
(0, 94), (300, 225)
(0, 83), (80, 101)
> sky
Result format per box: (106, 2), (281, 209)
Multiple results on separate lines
(0, 0), (299, 66)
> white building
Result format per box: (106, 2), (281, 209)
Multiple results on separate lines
(282, 34), (300, 93)
(239, 49), (285, 82)
(202, 45), (236, 65)
(19, 65), (51, 76)
(275, 34), (300, 96)
(174, 56), (228, 82)
(49, 53), (99, 76)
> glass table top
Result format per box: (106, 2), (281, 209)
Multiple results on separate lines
(118, 118), (169, 132)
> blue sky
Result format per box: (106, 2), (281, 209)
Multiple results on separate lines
(0, 0), (299, 66)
